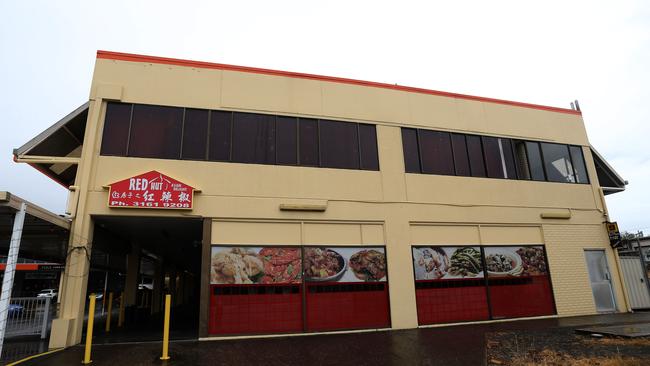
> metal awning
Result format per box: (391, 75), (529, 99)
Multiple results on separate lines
(0, 192), (70, 263)
(13, 102), (88, 188)
(590, 147), (627, 195)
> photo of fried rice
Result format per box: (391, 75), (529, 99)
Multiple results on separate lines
(211, 247), (264, 284)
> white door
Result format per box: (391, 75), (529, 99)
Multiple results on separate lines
(620, 257), (650, 309)
(585, 250), (617, 313)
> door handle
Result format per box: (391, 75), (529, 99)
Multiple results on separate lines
(605, 273), (611, 281)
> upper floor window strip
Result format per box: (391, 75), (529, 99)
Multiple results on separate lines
(100, 102), (380, 171)
(401, 127), (590, 185)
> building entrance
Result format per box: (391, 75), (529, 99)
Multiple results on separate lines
(88, 216), (203, 342)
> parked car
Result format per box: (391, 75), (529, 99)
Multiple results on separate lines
(36, 289), (57, 298)
(8, 303), (23, 317)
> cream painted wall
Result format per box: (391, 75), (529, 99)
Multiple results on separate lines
(49, 56), (626, 346)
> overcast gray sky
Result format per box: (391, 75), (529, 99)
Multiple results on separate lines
(1, 1), (648, 233)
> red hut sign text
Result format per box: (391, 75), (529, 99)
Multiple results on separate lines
(107, 171), (196, 209)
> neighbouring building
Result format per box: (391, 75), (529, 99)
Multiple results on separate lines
(13, 51), (628, 348)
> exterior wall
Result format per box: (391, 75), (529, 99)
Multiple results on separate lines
(51, 54), (627, 346)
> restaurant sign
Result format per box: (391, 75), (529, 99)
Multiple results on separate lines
(107, 171), (196, 209)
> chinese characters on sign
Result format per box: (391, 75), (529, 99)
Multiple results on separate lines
(107, 171), (196, 209)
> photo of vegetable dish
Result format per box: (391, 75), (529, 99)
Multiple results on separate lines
(304, 248), (345, 280)
(258, 248), (302, 283)
(211, 247), (264, 284)
(516, 247), (548, 276)
(349, 249), (387, 281)
(448, 247), (482, 277)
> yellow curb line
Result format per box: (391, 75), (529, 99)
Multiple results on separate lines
(6, 348), (65, 366)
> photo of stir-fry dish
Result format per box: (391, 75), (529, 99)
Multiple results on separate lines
(516, 246), (548, 276)
(258, 248), (302, 283)
(303, 248), (345, 280)
(448, 247), (483, 277)
(349, 249), (387, 281)
(211, 247), (264, 284)
(413, 247), (449, 280)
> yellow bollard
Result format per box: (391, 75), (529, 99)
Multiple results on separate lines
(160, 294), (171, 360)
(82, 293), (96, 364)
(118, 291), (125, 327)
(105, 292), (114, 332)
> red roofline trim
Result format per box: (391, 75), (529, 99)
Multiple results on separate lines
(96, 50), (581, 116)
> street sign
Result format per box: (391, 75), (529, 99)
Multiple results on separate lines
(107, 171), (196, 210)
(607, 222), (621, 248)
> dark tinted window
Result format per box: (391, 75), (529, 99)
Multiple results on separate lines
(451, 134), (470, 176)
(540, 143), (575, 183)
(276, 116), (298, 165)
(101, 103), (131, 156)
(128, 104), (183, 159)
(418, 130), (454, 175)
(482, 136), (505, 178)
(501, 138), (517, 179)
(569, 146), (589, 183)
(231, 113), (276, 164)
(525, 142), (545, 181)
(319, 120), (360, 169)
(513, 140), (530, 180)
(359, 124), (379, 170)
(466, 135), (486, 177)
(299, 118), (319, 166)
(208, 111), (232, 161)
(402, 128), (421, 173)
(181, 109), (208, 160)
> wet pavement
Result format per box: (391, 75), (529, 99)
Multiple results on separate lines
(18, 312), (650, 366)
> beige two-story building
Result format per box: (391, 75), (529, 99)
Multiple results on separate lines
(14, 51), (628, 348)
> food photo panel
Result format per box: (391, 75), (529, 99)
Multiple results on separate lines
(412, 246), (484, 280)
(483, 246), (548, 277)
(303, 246), (387, 282)
(210, 246), (302, 284)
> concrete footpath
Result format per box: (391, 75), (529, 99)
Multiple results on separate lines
(17, 313), (650, 366)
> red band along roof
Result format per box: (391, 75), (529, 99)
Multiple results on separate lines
(96, 50), (581, 116)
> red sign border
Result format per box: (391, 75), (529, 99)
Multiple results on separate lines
(106, 170), (198, 210)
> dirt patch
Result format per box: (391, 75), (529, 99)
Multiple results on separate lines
(486, 328), (650, 366)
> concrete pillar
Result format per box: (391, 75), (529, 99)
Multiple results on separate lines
(48, 216), (94, 349)
(124, 244), (141, 307)
(48, 97), (104, 349)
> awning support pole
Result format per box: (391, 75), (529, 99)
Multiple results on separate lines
(0, 202), (27, 357)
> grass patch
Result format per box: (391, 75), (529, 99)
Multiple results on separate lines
(489, 348), (647, 366)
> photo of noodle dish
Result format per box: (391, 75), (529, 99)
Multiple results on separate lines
(412, 247), (449, 280)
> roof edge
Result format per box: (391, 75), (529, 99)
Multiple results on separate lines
(13, 102), (89, 157)
(590, 146), (627, 188)
(97, 50), (582, 116)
